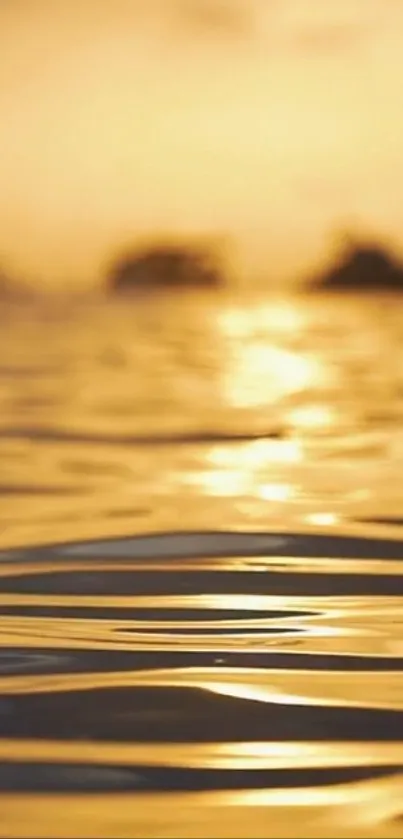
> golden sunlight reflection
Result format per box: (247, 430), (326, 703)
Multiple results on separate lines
(214, 741), (403, 769)
(202, 682), (295, 706)
(185, 469), (249, 497)
(306, 512), (340, 527)
(217, 302), (308, 338)
(183, 443), (302, 501)
(258, 483), (295, 502)
(188, 595), (274, 612)
(2, 740), (403, 773)
(287, 404), (338, 431)
(229, 773), (403, 817)
(206, 439), (303, 467)
(3, 778), (403, 839)
(224, 345), (322, 409)
(217, 302), (328, 410)
(180, 436), (304, 502)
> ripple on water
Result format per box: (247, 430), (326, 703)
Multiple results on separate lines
(1, 294), (403, 836)
(0, 529), (402, 838)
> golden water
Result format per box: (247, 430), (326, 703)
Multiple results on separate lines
(0, 290), (402, 837)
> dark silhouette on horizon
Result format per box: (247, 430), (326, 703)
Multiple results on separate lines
(107, 243), (225, 294)
(310, 235), (403, 292)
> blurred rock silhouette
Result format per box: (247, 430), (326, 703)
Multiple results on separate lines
(311, 235), (403, 292)
(107, 244), (225, 294)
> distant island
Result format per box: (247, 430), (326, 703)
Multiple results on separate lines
(309, 237), (403, 292)
(106, 243), (226, 295)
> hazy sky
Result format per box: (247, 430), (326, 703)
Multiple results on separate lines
(1, 0), (403, 287)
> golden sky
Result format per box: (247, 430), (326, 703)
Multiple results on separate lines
(1, 0), (403, 288)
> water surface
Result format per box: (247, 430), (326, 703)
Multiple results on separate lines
(0, 290), (402, 837)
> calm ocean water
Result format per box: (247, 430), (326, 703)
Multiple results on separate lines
(0, 289), (402, 838)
